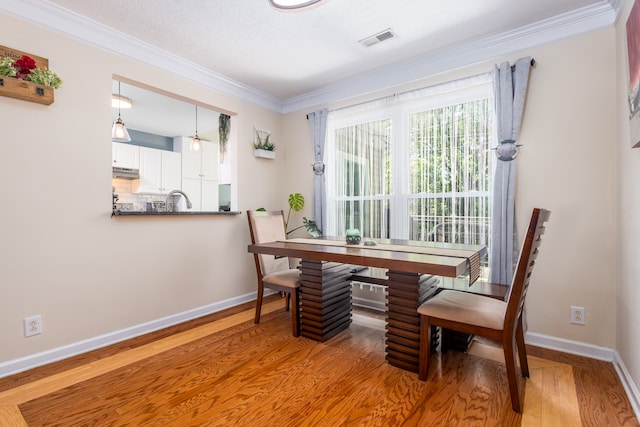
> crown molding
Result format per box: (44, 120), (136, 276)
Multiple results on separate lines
(1, 0), (620, 115)
(0, 0), (284, 112)
(282, 0), (619, 113)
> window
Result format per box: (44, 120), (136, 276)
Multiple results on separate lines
(327, 117), (392, 238)
(326, 73), (494, 247)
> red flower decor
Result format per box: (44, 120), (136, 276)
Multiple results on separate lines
(14, 55), (37, 79)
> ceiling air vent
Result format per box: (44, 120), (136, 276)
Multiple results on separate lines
(359, 28), (396, 47)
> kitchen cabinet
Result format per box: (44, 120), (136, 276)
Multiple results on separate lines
(136, 147), (181, 194)
(112, 142), (140, 169)
(201, 179), (219, 211)
(177, 138), (218, 180)
(182, 177), (219, 211)
(174, 137), (219, 211)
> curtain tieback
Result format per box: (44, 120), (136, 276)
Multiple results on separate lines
(312, 160), (325, 175)
(492, 139), (522, 161)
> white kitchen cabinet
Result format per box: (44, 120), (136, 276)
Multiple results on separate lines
(181, 178), (219, 211)
(112, 142), (140, 169)
(181, 144), (201, 180)
(200, 141), (218, 180)
(181, 178), (201, 210)
(136, 147), (181, 194)
(174, 137), (219, 211)
(201, 179), (219, 211)
(176, 138), (218, 180)
(162, 150), (182, 192)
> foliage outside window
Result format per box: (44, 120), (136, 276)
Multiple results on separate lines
(325, 74), (494, 249)
(407, 100), (492, 246)
(328, 119), (392, 238)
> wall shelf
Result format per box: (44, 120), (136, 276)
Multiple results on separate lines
(253, 149), (276, 159)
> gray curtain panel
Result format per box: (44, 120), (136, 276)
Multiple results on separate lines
(489, 57), (533, 285)
(308, 109), (329, 233)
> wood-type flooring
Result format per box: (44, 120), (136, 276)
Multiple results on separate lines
(0, 295), (637, 426)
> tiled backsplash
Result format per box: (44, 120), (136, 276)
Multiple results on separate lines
(113, 178), (167, 212)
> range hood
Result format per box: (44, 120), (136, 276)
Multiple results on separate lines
(112, 166), (140, 179)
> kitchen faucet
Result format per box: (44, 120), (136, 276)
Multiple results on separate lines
(165, 190), (193, 212)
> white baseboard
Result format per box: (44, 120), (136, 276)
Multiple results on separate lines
(526, 331), (639, 422)
(357, 298), (639, 421)
(613, 350), (640, 422)
(525, 331), (614, 361)
(0, 291), (259, 378)
(3, 296), (639, 424)
(338, 299), (639, 419)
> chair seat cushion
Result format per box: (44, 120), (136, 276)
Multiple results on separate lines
(417, 290), (506, 331)
(263, 268), (300, 289)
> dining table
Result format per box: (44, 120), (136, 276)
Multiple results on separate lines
(247, 237), (487, 373)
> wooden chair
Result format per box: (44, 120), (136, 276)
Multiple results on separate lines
(417, 208), (551, 412)
(247, 210), (301, 337)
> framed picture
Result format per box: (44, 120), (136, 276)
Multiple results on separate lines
(626, 0), (640, 147)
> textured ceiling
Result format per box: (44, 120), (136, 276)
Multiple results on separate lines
(46, 0), (606, 101)
(3, 0), (617, 135)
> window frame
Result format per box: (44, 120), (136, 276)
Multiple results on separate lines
(325, 73), (495, 241)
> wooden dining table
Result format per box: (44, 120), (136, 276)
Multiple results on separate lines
(247, 237), (487, 373)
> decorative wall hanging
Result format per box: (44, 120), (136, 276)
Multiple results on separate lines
(626, 0), (640, 148)
(253, 127), (276, 159)
(0, 45), (62, 105)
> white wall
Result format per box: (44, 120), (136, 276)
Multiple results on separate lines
(616, 0), (640, 407)
(0, 13), (289, 366)
(519, 30), (617, 346)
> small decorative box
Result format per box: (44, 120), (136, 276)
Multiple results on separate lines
(346, 228), (361, 244)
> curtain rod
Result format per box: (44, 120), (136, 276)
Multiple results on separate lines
(513, 58), (536, 71)
(306, 57), (536, 119)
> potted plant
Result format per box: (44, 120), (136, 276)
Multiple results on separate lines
(0, 51), (63, 105)
(26, 67), (63, 89)
(257, 193), (322, 237)
(253, 128), (276, 159)
(219, 113), (231, 162)
(0, 54), (62, 87)
(284, 193), (322, 237)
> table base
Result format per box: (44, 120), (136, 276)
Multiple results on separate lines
(298, 262), (443, 372)
(299, 260), (352, 341)
(385, 271), (440, 372)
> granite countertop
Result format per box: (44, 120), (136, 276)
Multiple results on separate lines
(112, 210), (241, 217)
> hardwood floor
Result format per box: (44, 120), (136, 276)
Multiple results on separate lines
(0, 295), (637, 426)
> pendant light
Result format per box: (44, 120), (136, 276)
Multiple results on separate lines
(111, 94), (132, 109)
(190, 104), (202, 152)
(112, 81), (131, 142)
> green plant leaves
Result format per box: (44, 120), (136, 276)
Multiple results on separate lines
(303, 217), (322, 238)
(27, 67), (63, 88)
(253, 129), (276, 151)
(288, 193), (305, 212)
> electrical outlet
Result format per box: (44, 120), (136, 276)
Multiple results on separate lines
(24, 315), (42, 337)
(570, 306), (585, 325)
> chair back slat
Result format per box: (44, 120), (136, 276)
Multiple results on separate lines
(503, 208), (551, 332)
(247, 210), (290, 276)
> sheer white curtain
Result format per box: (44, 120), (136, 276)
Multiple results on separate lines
(326, 117), (392, 238)
(407, 99), (492, 246)
(325, 72), (494, 245)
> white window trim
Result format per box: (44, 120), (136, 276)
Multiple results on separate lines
(326, 72), (495, 240)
